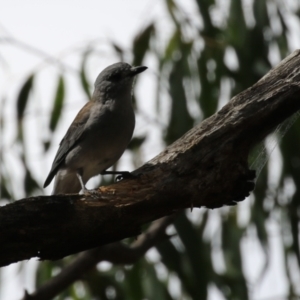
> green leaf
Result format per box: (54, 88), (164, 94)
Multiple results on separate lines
(194, 0), (216, 35)
(111, 41), (124, 61)
(174, 213), (211, 299)
(24, 169), (40, 195)
(49, 75), (65, 132)
(221, 215), (249, 299)
(80, 49), (92, 100)
(227, 0), (247, 48)
(164, 29), (181, 63)
(253, 0), (269, 28)
(0, 175), (12, 200)
(16, 74), (34, 122)
(35, 261), (56, 287)
(123, 261), (144, 300)
(156, 240), (186, 281)
(16, 74), (34, 141)
(165, 0), (179, 25)
(197, 53), (219, 118)
(132, 23), (154, 67)
(127, 136), (146, 150)
(165, 42), (194, 144)
(143, 263), (172, 300)
(85, 269), (118, 299)
(289, 203), (300, 266)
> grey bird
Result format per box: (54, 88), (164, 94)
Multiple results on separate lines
(44, 62), (147, 194)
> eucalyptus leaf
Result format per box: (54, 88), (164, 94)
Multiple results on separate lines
(49, 75), (65, 132)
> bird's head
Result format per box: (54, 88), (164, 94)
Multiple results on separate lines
(93, 62), (147, 100)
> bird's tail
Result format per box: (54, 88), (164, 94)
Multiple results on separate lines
(52, 169), (82, 195)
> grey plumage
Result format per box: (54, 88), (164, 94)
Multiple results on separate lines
(44, 62), (147, 194)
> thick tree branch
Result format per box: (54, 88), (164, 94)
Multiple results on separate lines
(1, 50), (300, 267)
(23, 216), (176, 300)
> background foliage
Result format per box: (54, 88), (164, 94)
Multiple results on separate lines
(1, 0), (300, 299)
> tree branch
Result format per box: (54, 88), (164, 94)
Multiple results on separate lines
(1, 50), (300, 267)
(22, 215), (176, 300)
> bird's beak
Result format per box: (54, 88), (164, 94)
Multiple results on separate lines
(130, 66), (148, 76)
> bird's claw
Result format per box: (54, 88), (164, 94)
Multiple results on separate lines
(80, 188), (100, 201)
(115, 172), (136, 182)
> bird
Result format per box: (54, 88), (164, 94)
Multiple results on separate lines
(43, 62), (147, 194)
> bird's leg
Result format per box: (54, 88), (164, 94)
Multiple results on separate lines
(76, 171), (100, 199)
(101, 170), (136, 182)
(76, 171), (89, 194)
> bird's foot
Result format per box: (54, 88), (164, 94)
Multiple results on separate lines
(79, 187), (101, 201)
(115, 172), (137, 182)
(101, 170), (137, 182)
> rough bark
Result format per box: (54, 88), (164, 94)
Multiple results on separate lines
(1, 50), (300, 268)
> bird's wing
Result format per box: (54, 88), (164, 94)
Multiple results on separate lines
(43, 101), (94, 188)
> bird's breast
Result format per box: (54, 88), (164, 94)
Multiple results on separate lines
(64, 100), (135, 176)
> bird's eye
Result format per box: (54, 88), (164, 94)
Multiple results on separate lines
(109, 73), (122, 81)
